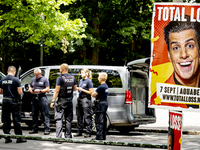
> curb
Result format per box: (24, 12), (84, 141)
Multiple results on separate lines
(135, 128), (168, 133)
(135, 128), (200, 135)
(0, 134), (167, 149)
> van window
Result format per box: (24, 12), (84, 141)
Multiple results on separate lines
(21, 69), (45, 86)
(90, 69), (122, 88)
(49, 69), (82, 89)
(49, 68), (122, 89)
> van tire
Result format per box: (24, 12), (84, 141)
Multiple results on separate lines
(92, 114), (110, 134)
(117, 126), (135, 134)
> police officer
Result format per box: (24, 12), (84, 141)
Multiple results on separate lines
(0, 66), (27, 143)
(50, 63), (77, 143)
(28, 68), (51, 135)
(91, 72), (108, 140)
(74, 68), (93, 138)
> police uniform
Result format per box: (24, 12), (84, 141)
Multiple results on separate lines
(0, 75), (24, 139)
(76, 78), (93, 135)
(30, 76), (50, 133)
(94, 83), (108, 140)
(55, 74), (77, 138)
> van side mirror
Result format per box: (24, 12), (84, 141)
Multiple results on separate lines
(22, 84), (30, 92)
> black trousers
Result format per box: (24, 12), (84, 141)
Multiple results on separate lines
(31, 95), (50, 132)
(55, 98), (73, 138)
(94, 100), (108, 140)
(76, 97), (93, 134)
(2, 99), (23, 135)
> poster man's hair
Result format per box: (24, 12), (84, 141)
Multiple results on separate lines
(164, 15), (200, 51)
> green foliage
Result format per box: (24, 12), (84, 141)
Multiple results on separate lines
(0, 0), (159, 72)
(0, 0), (87, 49)
(73, 58), (93, 65)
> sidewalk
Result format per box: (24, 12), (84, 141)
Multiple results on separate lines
(136, 108), (200, 135)
(136, 123), (200, 135)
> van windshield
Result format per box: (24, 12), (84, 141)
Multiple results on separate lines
(49, 68), (122, 89)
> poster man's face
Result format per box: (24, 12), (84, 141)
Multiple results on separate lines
(168, 29), (200, 82)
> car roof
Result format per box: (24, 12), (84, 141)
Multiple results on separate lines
(0, 71), (5, 77)
(20, 65), (127, 78)
(28, 65), (127, 70)
(127, 58), (150, 68)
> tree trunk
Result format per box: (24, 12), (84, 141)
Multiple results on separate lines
(91, 0), (100, 65)
(1, 39), (8, 74)
(2, 51), (6, 74)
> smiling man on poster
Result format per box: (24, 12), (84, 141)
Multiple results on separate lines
(164, 16), (200, 87)
(149, 3), (200, 109)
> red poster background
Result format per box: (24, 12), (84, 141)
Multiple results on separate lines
(149, 3), (200, 110)
(169, 111), (183, 150)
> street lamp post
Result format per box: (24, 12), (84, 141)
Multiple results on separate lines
(40, 36), (43, 66)
(40, 14), (45, 66)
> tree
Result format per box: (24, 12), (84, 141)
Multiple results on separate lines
(65, 0), (154, 65)
(0, 0), (87, 72)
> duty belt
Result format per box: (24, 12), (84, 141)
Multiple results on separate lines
(33, 94), (45, 97)
(58, 97), (72, 102)
(3, 97), (15, 101)
(79, 95), (87, 98)
(99, 99), (107, 101)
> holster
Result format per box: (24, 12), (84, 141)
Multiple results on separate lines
(92, 99), (100, 111)
(33, 95), (40, 102)
(15, 98), (22, 111)
(55, 102), (62, 112)
(54, 102), (63, 120)
(79, 94), (91, 100)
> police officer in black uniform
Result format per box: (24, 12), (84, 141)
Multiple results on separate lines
(91, 72), (108, 140)
(28, 68), (51, 135)
(0, 66), (27, 143)
(50, 63), (77, 143)
(74, 68), (93, 138)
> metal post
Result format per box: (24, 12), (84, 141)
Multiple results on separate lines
(40, 15), (45, 66)
(40, 36), (43, 66)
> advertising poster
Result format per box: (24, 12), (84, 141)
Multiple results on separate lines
(149, 3), (200, 110)
(168, 111), (183, 150)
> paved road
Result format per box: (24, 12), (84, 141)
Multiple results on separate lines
(0, 128), (166, 150)
(138, 108), (200, 132)
(0, 108), (200, 150)
(0, 140), (164, 150)
(0, 127), (200, 150)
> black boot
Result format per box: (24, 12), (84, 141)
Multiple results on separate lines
(16, 138), (27, 143)
(5, 137), (12, 143)
(29, 130), (38, 134)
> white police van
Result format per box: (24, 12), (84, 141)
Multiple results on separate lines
(0, 58), (156, 133)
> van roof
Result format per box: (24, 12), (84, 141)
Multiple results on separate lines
(28, 65), (127, 70)
(127, 58), (150, 68)
(20, 65), (127, 78)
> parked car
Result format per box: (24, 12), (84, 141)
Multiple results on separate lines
(0, 58), (156, 133)
(0, 71), (6, 128)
